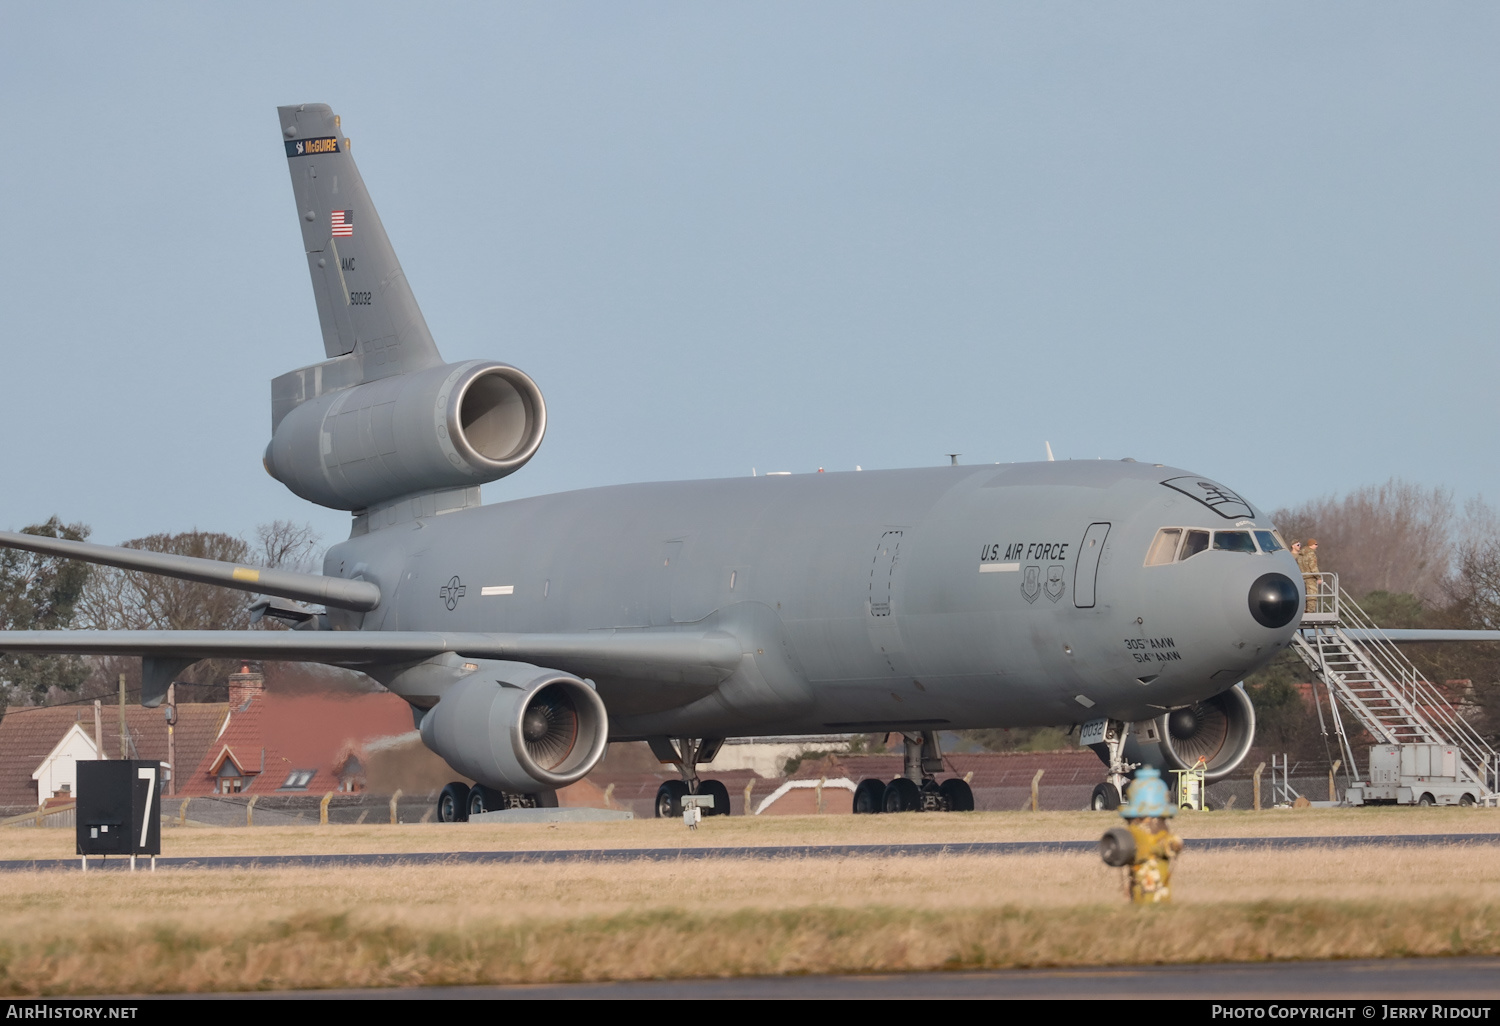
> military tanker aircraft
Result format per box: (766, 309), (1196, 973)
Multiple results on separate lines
(0, 104), (1307, 820)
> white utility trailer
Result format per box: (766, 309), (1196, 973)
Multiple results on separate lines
(1345, 744), (1485, 807)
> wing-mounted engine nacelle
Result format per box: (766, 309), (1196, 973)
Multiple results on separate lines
(418, 660), (609, 794)
(264, 360), (546, 511)
(1125, 683), (1257, 783)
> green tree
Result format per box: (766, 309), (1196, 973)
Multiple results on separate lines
(0, 517), (92, 714)
(1242, 649), (1328, 762)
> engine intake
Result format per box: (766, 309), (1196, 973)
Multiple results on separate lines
(265, 360), (545, 511)
(1155, 683), (1256, 783)
(419, 661), (609, 794)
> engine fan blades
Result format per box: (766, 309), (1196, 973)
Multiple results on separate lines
(521, 685), (579, 769)
(1169, 695), (1230, 764)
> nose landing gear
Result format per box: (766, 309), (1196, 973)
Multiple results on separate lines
(1083, 718), (1137, 811)
(853, 730), (974, 813)
(650, 737), (733, 817)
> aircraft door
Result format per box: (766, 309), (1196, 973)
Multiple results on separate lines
(866, 530), (906, 672)
(1073, 522), (1110, 608)
(649, 540), (684, 626)
(867, 530), (902, 618)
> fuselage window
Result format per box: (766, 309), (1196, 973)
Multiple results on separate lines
(1254, 530), (1282, 553)
(1213, 530), (1257, 554)
(1145, 528), (1182, 566)
(1179, 530), (1210, 561)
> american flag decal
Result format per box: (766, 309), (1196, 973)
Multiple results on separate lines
(331, 210), (353, 237)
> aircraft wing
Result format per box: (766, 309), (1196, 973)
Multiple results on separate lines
(1343, 629), (1500, 643)
(0, 530), (380, 611)
(0, 629), (743, 705)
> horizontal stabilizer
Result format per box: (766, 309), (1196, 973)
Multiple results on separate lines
(0, 531), (380, 612)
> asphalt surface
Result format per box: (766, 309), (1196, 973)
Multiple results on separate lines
(12, 832), (1500, 872)
(175, 958), (1500, 999)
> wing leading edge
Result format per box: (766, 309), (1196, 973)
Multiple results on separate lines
(0, 530), (380, 612)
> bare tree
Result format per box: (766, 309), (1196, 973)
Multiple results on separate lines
(75, 531), (252, 702)
(1272, 479), (1455, 605)
(254, 520), (323, 575)
(73, 523), (329, 705)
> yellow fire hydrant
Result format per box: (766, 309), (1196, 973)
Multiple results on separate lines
(1098, 766), (1185, 904)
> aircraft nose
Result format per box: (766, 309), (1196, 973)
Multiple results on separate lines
(1248, 573), (1300, 628)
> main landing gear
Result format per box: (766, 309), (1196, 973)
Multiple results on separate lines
(435, 782), (559, 822)
(650, 737), (733, 818)
(852, 730), (974, 814)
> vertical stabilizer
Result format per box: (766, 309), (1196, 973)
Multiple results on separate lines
(277, 104), (443, 380)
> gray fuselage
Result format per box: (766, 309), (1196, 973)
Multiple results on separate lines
(323, 459), (1301, 739)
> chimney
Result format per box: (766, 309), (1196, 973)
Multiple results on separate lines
(228, 664), (265, 708)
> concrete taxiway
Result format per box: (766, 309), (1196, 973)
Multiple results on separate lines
(8, 832), (1499, 872)
(169, 958), (1500, 999)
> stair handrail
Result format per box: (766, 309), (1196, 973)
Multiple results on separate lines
(1296, 574), (1497, 793)
(1336, 586), (1496, 777)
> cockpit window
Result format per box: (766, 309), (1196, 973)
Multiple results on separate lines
(1179, 530), (1210, 560)
(1254, 530), (1282, 553)
(1213, 530), (1257, 554)
(1145, 528), (1181, 566)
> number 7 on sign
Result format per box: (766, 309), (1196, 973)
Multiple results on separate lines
(137, 767), (157, 848)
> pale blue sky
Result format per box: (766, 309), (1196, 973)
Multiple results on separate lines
(1, 3), (1495, 547)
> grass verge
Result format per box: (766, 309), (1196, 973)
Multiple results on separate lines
(1, 843), (1497, 995)
(3, 900), (1499, 995)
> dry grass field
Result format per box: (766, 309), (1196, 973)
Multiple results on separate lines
(1, 809), (1498, 994)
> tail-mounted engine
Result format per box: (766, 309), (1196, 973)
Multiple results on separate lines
(418, 660), (609, 794)
(265, 360), (545, 512)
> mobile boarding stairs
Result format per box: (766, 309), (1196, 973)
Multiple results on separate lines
(1291, 573), (1500, 806)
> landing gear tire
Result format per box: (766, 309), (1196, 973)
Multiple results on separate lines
(533, 789), (559, 809)
(468, 784), (504, 818)
(1418, 792), (1436, 807)
(1090, 782), (1122, 811)
(853, 778), (886, 814)
(882, 777), (921, 813)
(940, 778), (975, 812)
(438, 782), (471, 823)
(699, 779), (731, 816)
(655, 780), (689, 818)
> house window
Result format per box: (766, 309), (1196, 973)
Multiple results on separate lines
(216, 760), (245, 794)
(279, 769), (315, 791)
